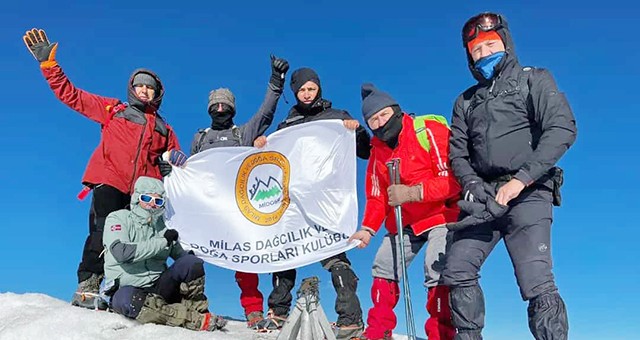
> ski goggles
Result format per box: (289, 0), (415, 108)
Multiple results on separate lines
(139, 194), (165, 207)
(462, 13), (504, 45)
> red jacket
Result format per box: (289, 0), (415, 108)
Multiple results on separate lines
(41, 63), (181, 195)
(362, 114), (461, 235)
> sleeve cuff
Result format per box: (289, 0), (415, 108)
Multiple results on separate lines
(361, 226), (376, 236)
(414, 183), (424, 202)
(514, 169), (534, 186)
(40, 60), (57, 69)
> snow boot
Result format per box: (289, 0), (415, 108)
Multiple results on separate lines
(333, 322), (365, 340)
(71, 273), (108, 310)
(135, 293), (226, 331)
(180, 276), (209, 313)
(256, 309), (287, 330)
(246, 310), (264, 329)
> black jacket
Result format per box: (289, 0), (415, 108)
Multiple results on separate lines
(449, 17), (577, 188)
(278, 99), (371, 159)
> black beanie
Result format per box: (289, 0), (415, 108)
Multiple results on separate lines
(361, 83), (399, 121)
(290, 67), (321, 94)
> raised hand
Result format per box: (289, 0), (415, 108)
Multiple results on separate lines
(23, 28), (58, 63)
(269, 54), (290, 91)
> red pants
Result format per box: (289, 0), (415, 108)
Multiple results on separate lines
(425, 285), (455, 340)
(364, 278), (455, 340)
(235, 271), (264, 315)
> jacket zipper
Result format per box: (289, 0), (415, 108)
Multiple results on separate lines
(485, 79), (496, 172)
(129, 112), (148, 193)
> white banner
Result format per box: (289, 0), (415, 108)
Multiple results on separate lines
(164, 120), (358, 273)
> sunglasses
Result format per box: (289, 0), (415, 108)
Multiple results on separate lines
(209, 102), (233, 113)
(139, 194), (165, 207)
(462, 13), (503, 45)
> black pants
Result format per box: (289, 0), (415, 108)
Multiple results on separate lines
(77, 184), (130, 283)
(442, 188), (568, 339)
(111, 254), (204, 318)
(268, 252), (363, 326)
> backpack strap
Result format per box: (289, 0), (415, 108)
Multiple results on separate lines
(103, 102), (128, 129)
(231, 125), (242, 142)
(462, 69), (533, 122)
(413, 114), (450, 153)
(518, 66), (535, 121)
(461, 85), (479, 121)
(462, 99), (471, 121)
(195, 128), (211, 153)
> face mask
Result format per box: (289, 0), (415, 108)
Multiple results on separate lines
(372, 110), (403, 148)
(209, 107), (235, 130)
(474, 51), (505, 80)
(295, 94), (323, 115)
(132, 203), (165, 224)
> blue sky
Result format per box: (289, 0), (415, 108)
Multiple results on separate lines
(1, 0), (638, 339)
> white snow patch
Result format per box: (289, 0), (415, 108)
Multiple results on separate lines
(0, 293), (420, 340)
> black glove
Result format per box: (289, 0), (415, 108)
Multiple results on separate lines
(158, 159), (172, 177)
(269, 54), (289, 91)
(23, 28), (58, 63)
(447, 199), (509, 231)
(163, 229), (179, 245)
(462, 179), (490, 203)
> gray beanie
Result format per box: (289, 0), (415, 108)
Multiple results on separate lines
(208, 88), (236, 112)
(361, 83), (398, 121)
(132, 72), (158, 90)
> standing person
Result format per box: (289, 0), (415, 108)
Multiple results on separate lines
(104, 176), (227, 332)
(190, 55), (290, 328)
(349, 84), (461, 340)
(22, 28), (188, 309)
(254, 67), (370, 339)
(442, 12), (577, 340)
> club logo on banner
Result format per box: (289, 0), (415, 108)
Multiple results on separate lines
(235, 151), (290, 226)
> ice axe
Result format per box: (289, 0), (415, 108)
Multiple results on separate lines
(386, 158), (417, 340)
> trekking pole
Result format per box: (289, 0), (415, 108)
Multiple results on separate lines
(386, 159), (417, 340)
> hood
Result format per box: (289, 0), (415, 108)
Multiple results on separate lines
(465, 14), (519, 83)
(127, 68), (164, 112)
(130, 176), (166, 224)
(131, 176), (166, 205)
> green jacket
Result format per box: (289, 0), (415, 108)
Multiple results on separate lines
(103, 176), (186, 288)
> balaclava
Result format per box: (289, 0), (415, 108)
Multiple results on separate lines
(361, 83), (404, 149)
(207, 88), (236, 130)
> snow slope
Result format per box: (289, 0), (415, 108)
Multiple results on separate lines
(0, 293), (422, 340)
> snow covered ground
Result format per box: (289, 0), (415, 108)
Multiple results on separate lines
(0, 293), (422, 340)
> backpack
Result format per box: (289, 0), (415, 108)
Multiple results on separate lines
(412, 114), (450, 153)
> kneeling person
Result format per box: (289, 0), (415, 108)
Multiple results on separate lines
(103, 176), (226, 332)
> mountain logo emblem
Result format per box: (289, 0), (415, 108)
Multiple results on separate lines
(249, 176), (283, 202)
(236, 151), (290, 226)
